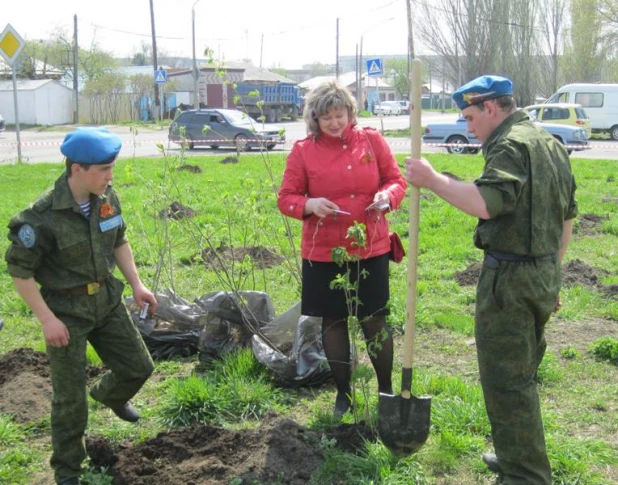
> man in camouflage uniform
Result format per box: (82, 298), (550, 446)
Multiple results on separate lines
(405, 75), (577, 485)
(5, 128), (156, 485)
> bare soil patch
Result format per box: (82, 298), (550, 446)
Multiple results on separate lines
(562, 258), (609, 287)
(160, 201), (197, 220)
(0, 348), (102, 423)
(177, 164), (202, 174)
(453, 258), (612, 294)
(201, 244), (284, 269)
(575, 213), (610, 236)
(86, 413), (378, 485)
(453, 261), (483, 286)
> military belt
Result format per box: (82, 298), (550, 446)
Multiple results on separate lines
(51, 278), (108, 296)
(484, 251), (557, 269)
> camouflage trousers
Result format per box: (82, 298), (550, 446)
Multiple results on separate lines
(475, 257), (561, 485)
(44, 278), (154, 484)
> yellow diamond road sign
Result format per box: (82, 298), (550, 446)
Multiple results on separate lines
(0, 24), (26, 66)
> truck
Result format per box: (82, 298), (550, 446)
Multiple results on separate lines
(235, 81), (302, 123)
(547, 83), (618, 139)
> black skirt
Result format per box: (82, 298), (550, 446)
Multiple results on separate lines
(301, 253), (390, 318)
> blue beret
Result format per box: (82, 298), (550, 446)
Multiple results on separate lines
(452, 75), (513, 111)
(60, 127), (122, 164)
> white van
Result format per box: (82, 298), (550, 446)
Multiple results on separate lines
(547, 84), (618, 139)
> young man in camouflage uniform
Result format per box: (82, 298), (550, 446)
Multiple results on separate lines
(405, 75), (577, 485)
(5, 128), (156, 485)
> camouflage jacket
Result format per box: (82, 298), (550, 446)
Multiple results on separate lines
(5, 174), (128, 290)
(474, 110), (578, 256)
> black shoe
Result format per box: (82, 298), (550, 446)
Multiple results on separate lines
(58, 477), (80, 485)
(334, 392), (352, 418)
(482, 452), (502, 474)
(111, 402), (140, 422)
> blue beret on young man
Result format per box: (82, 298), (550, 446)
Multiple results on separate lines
(60, 127), (122, 164)
(452, 75), (513, 111)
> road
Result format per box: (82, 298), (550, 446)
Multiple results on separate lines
(1, 112), (617, 164)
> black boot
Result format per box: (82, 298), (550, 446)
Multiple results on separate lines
(482, 452), (503, 474)
(334, 391), (352, 418)
(111, 402), (140, 422)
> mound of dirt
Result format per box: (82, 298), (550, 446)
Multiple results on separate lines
(220, 156), (238, 164)
(160, 201), (197, 220)
(575, 213), (610, 236)
(177, 164), (202, 173)
(562, 259), (608, 287)
(0, 348), (52, 423)
(453, 258), (611, 292)
(453, 261), (483, 286)
(0, 348), (103, 424)
(86, 412), (379, 485)
(87, 413), (324, 485)
(201, 244), (284, 269)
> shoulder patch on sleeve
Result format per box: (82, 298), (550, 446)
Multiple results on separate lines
(17, 224), (36, 248)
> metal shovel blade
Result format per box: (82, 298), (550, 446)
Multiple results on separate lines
(378, 391), (431, 456)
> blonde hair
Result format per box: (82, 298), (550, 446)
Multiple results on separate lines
(303, 80), (357, 137)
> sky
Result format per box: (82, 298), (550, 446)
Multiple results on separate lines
(3, 0), (411, 70)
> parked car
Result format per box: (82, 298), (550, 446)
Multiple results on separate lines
(423, 111), (589, 155)
(547, 83), (618, 139)
(0, 113), (5, 132)
(374, 101), (402, 116)
(168, 108), (285, 151)
(398, 100), (411, 115)
(524, 103), (591, 137)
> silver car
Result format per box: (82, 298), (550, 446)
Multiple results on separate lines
(422, 111), (589, 155)
(374, 101), (402, 116)
(169, 108), (285, 151)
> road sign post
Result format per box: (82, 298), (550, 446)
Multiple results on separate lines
(366, 58), (383, 77)
(0, 24), (26, 163)
(155, 69), (167, 84)
(366, 58), (384, 130)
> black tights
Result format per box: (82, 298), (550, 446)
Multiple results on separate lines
(321, 315), (394, 400)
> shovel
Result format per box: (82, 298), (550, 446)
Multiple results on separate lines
(378, 59), (431, 456)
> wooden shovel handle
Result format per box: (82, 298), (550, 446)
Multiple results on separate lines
(402, 59), (422, 374)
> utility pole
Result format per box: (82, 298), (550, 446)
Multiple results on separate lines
(149, 0), (160, 121)
(192, 0), (201, 109)
(336, 18), (339, 80)
(406, 0), (415, 60)
(73, 15), (79, 124)
(406, 0), (416, 102)
(259, 33), (264, 69)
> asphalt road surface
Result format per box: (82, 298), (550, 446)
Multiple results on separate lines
(1, 112), (616, 164)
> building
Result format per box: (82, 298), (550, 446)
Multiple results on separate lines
(300, 71), (397, 109)
(0, 79), (74, 125)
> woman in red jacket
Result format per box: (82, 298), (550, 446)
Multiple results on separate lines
(278, 80), (406, 416)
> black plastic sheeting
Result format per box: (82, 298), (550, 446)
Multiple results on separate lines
(127, 290), (331, 387)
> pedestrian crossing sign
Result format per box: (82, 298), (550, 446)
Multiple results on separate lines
(154, 69), (167, 84)
(366, 58), (383, 77)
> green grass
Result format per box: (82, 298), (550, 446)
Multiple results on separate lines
(158, 349), (287, 427)
(0, 150), (617, 484)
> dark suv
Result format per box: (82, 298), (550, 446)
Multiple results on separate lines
(168, 108), (285, 151)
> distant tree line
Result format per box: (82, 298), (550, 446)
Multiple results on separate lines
(413, 0), (618, 105)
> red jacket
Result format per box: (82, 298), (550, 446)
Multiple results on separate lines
(278, 124), (406, 262)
